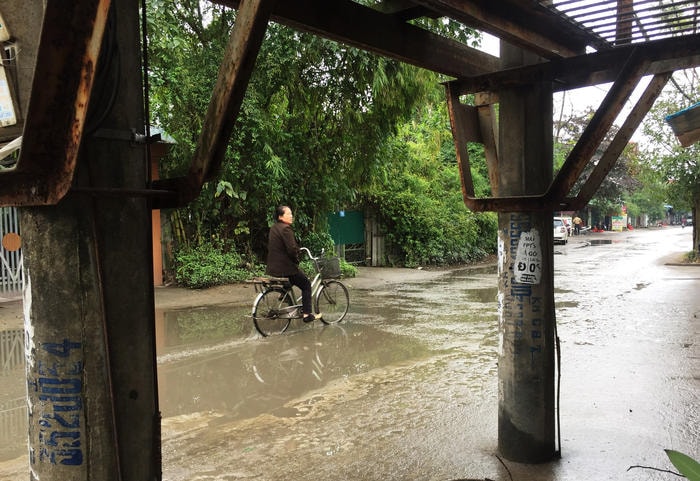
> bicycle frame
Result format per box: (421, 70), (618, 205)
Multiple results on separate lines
(255, 247), (324, 315)
(252, 247), (349, 336)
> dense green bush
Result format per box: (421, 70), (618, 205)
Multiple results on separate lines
(299, 255), (358, 279)
(175, 242), (263, 288)
(367, 167), (497, 267)
(299, 231), (335, 258)
(361, 92), (498, 267)
(174, 238), (356, 289)
(339, 258), (359, 277)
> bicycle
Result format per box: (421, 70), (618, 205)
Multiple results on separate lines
(251, 248), (350, 337)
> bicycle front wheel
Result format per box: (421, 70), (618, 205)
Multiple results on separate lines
(252, 287), (294, 336)
(315, 280), (349, 324)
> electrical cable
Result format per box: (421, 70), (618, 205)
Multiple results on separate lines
(139, 2), (163, 477)
(554, 313), (562, 458)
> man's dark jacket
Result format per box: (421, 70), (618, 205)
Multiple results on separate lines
(266, 221), (301, 277)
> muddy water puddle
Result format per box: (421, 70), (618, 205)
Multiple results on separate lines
(158, 323), (432, 421)
(0, 265), (500, 467)
(157, 265), (501, 422)
(2, 229), (698, 480)
(156, 304), (252, 356)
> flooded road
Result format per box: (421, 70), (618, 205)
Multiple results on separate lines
(1, 227), (698, 480)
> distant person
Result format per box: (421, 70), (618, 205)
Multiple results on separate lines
(266, 205), (316, 323)
(573, 215), (582, 235)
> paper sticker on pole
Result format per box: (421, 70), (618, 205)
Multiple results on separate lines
(514, 229), (542, 284)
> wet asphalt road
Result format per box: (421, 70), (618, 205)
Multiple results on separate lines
(1, 226), (698, 480)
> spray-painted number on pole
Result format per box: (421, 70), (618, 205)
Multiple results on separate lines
(30, 338), (84, 466)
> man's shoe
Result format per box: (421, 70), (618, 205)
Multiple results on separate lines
(303, 314), (315, 323)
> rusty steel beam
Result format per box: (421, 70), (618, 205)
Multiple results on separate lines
(214, 0), (500, 78)
(450, 34), (700, 95)
(446, 84), (502, 202)
(0, 0), (111, 206)
(464, 193), (559, 212)
(447, 50), (652, 213)
(615, 0), (635, 45)
(547, 48), (648, 202)
(566, 72), (672, 211)
(446, 82), (476, 200)
(414, 0), (592, 58)
(477, 104), (499, 196)
(152, 0), (274, 208)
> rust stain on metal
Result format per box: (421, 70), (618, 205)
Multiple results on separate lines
(0, 0), (110, 206)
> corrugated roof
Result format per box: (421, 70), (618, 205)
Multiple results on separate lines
(540, 0), (700, 48)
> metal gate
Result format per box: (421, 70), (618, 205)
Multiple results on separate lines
(328, 210), (367, 264)
(0, 207), (22, 294)
(1, 328), (23, 372)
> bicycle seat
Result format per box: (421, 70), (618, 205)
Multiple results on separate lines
(255, 276), (291, 287)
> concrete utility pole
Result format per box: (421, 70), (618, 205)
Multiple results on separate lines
(21, 1), (160, 479)
(496, 43), (557, 463)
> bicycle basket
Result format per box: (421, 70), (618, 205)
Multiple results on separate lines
(319, 256), (341, 278)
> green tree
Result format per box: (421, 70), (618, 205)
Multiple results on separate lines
(147, 4), (436, 259)
(554, 108), (645, 224)
(146, 2), (498, 276)
(641, 68), (700, 251)
(363, 91), (497, 266)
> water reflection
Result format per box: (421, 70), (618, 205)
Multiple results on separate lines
(0, 328), (26, 462)
(155, 304), (252, 356)
(157, 324), (431, 421)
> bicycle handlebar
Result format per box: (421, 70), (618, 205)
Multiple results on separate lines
(299, 247), (324, 261)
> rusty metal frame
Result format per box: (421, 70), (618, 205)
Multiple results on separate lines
(0, 0), (111, 206)
(447, 49), (670, 213)
(0, 0), (274, 208)
(0, 0), (692, 209)
(449, 34), (700, 97)
(151, 0), (275, 208)
(565, 72), (672, 211)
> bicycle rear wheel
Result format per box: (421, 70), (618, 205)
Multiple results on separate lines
(315, 280), (349, 324)
(252, 287), (294, 336)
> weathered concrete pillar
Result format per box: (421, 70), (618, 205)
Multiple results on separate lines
(22, 0), (159, 479)
(496, 43), (557, 463)
(23, 202), (122, 480)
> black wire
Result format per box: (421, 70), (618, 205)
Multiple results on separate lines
(139, 2), (162, 479)
(554, 314), (562, 458)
